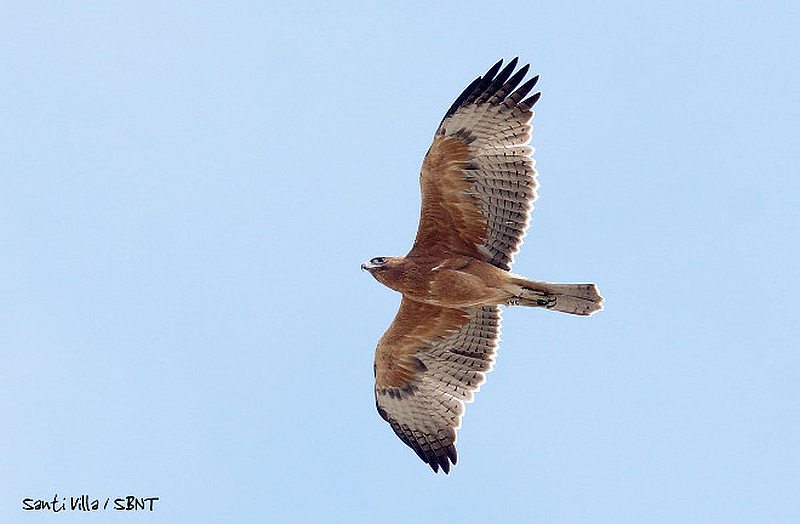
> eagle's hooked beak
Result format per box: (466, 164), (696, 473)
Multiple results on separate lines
(360, 262), (369, 271)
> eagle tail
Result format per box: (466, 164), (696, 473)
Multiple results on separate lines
(511, 279), (603, 316)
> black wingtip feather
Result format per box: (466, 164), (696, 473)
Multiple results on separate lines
(484, 58), (505, 82)
(439, 58), (539, 130)
(427, 455), (452, 474)
(498, 64), (530, 98)
(523, 91), (542, 108)
(466, 59), (504, 106)
(510, 75), (539, 104)
(440, 59), (505, 126)
(447, 445), (458, 466)
(479, 59), (527, 105)
(498, 57), (519, 81)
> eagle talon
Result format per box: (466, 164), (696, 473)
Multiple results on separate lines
(535, 295), (557, 308)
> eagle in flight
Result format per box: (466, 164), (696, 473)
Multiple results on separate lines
(362, 58), (603, 473)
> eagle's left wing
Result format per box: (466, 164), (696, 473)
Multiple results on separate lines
(374, 298), (501, 473)
(409, 58), (540, 271)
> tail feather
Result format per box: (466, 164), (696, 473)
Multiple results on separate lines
(512, 280), (603, 316)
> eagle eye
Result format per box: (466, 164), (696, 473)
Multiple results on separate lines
(371, 257), (386, 266)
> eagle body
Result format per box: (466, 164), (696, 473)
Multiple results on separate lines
(364, 255), (522, 308)
(362, 59), (603, 473)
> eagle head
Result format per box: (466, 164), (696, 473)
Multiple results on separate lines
(361, 256), (390, 272)
(361, 256), (405, 288)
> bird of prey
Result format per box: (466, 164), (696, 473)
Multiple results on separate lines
(362, 58), (602, 473)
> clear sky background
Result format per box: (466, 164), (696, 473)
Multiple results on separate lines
(2, 1), (798, 522)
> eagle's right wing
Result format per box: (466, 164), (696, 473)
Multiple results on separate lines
(374, 298), (501, 473)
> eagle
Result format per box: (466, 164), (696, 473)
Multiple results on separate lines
(362, 58), (603, 473)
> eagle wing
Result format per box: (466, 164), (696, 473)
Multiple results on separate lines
(409, 58), (540, 271)
(374, 298), (501, 473)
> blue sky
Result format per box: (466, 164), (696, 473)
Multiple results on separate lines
(2, 1), (798, 522)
